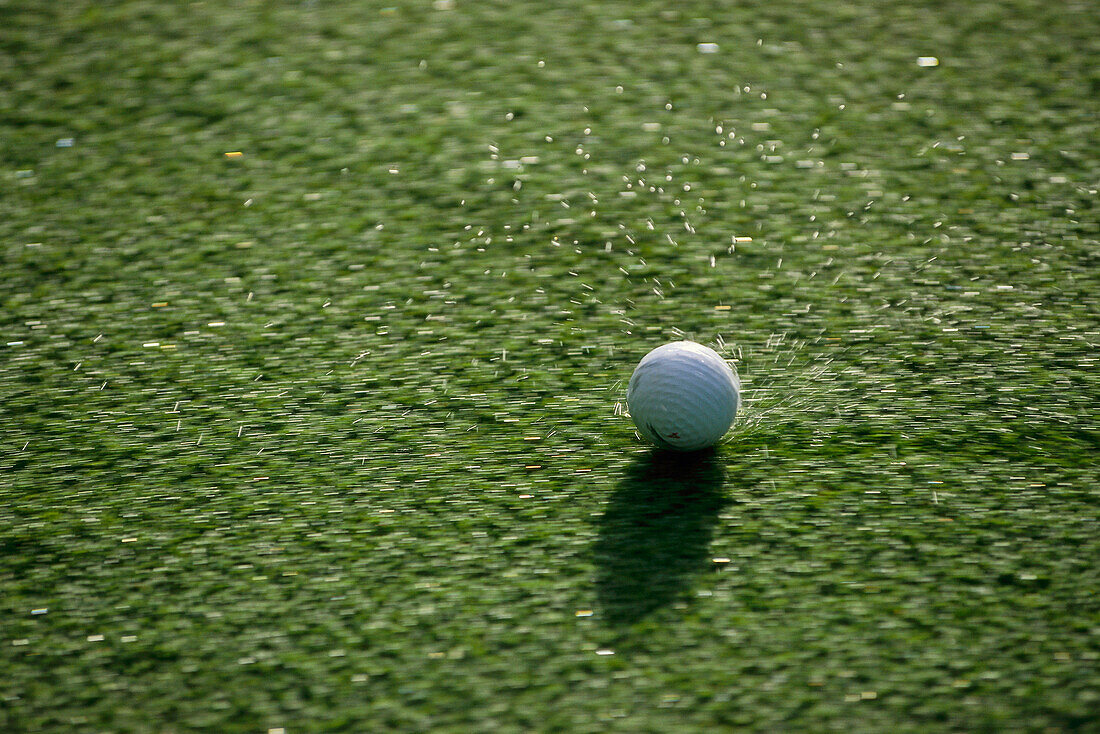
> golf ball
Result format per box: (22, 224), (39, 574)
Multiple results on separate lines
(626, 341), (740, 451)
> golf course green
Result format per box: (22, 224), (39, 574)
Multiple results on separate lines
(2, 1), (1098, 730)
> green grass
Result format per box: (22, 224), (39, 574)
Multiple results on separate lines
(2, 0), (1099, 731)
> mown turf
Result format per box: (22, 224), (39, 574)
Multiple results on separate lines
(1, 0), (1098, 731)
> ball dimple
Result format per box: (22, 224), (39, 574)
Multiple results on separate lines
(626, 341), (740, 451)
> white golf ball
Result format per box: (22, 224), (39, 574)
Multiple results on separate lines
(626, 341), (740, 451)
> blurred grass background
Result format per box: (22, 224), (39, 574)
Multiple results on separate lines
(1, 0), (1098, 731)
